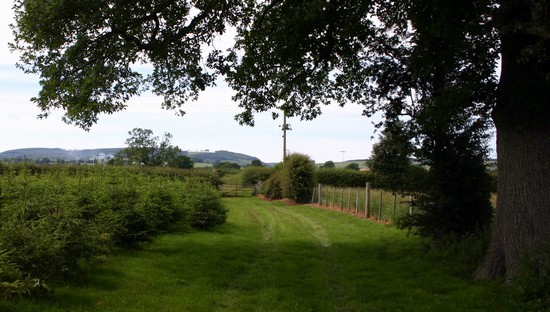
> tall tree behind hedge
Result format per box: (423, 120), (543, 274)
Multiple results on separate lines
(369, 119), (413, 193)
(282, 154), (316, 203)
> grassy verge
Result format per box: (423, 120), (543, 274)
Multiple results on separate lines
(1, 197), (523, 311)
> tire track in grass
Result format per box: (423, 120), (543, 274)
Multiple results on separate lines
(272, 205), (332, 247)
(269, 205), (353, 312)
(215, 198), (283, 311)
(216, 198), (343, 311)
(247, 201), (350, 311)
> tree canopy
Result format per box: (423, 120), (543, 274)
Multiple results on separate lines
(116, 128), (192, 168)
(11, 0), (244, 129)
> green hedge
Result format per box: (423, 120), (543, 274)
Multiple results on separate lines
(315, 168), (376, 188)
(241, 166), (274, 186)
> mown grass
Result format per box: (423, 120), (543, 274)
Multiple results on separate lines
(0, 196), (523, 311)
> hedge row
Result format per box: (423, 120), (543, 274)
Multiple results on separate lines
(315, 168), (375, 188)
(0, 164), (226, 298)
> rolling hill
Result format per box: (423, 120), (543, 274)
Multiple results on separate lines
(0, 148), (261, 166)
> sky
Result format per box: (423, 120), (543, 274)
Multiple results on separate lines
(0, 3), (495, 164)
(0, 2), (382, 164)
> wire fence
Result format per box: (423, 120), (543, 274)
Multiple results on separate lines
(311, 183), (413, 224)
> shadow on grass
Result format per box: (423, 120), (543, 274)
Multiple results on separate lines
(2, 201), (522, 312)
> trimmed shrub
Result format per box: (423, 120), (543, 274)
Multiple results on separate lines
(315, 168), (375, 188)
(282, 154), (316, 203)
(261, 171), (284, 200)
(185, 181), (227, 230)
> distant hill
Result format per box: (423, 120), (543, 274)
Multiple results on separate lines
(0, 148), (261, 166)
(0, 148), (122, 162)
(183, 150), (260, 167)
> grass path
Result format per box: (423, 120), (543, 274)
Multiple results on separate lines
(2, 197), (521, 311)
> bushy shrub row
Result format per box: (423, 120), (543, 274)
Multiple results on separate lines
(315, 166), (429, 193)
(315, 168), (375, 188)
(0, 164), (226, 298)
(241, 166), (274, 186)
(0, 163), (222, 188)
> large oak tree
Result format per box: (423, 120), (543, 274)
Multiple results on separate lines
(10, 0), (549, 280)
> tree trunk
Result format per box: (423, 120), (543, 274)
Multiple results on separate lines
(475, 0), (550, 280)
(474, 124), (550, 280)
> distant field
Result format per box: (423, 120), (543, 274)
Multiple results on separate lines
(193, 162), (214, 168)
(1, 197), (524, 311)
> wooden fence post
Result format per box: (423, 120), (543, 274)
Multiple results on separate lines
(317, 183), (322, 207)
(340, 188), (344, 210)
(355, 189), (359, 214)
(347, 188), (351, 211)
(392, 193), (397, 222)
(378, 190), (383, 221)
(365, 182), (370, 218)
(331, 187), (335, 208)
(409, 194), (413, 215)
(311, 186), (316, 204)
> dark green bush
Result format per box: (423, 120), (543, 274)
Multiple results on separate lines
(315, 168), (375, 188)
(138, 186), (183, 233)
(241, 166), (274, 186)
(282, 154), (316, 203)
(185, 181), (227, 230)
(0, 163), (226, 296)
(261, 171), (284, 200)
(0, 249), (50, 299)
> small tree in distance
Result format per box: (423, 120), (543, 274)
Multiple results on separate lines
(115, 128), (192, 168)
(344, 163), (360, 171)
(369, 120), (413, 193)
(320, 161), (335, 169)
(250, 159), (263, 167)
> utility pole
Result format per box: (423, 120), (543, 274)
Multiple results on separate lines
(340, 150), (346, 162)
(283, 111), (287, 162)
(282, 110), (291, 162)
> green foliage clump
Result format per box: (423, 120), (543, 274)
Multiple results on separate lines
(241, 166), (274, 186)
(115, 128), (187, 168)
(185, 181), (227, 230)
(320, 161), (335, 169)
(281, 154), (316, 203)
(397, 153), (493, 242)
(260, 171), (284, 200)
(344, 162), (360, 171)
(369, 120), (414, 193)
(0, 164), (225, 296)
(315, 168), (374, 188)
(213, 162), (241, 177)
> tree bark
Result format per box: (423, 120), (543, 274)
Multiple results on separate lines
(475, 0), (550, 280)
(474, 124), (550, 280)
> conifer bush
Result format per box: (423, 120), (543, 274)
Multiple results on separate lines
(0, 163), (226, 296)
(185, 181), (227, 230)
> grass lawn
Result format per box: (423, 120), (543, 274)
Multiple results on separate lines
(1, 197), (522, 311)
